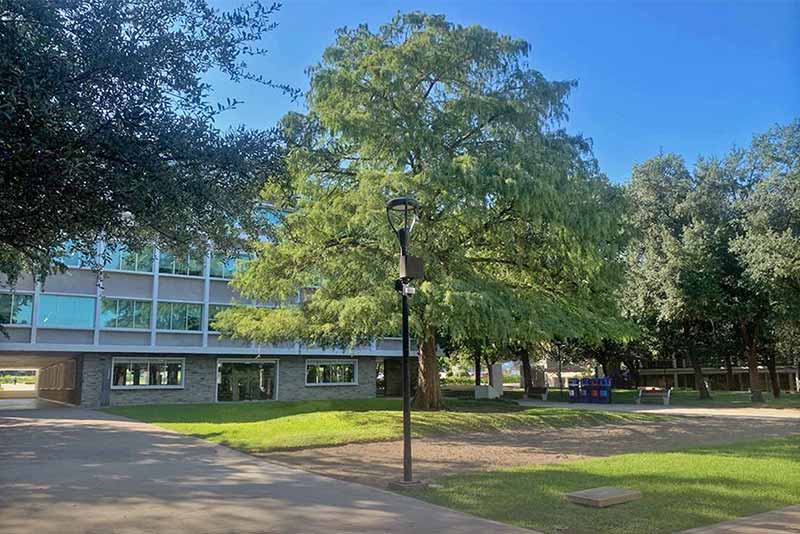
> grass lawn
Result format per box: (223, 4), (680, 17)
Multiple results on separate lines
(444, 385), (800, 408)
(405, 435), (800, 534)
(105, 398), (664, 452)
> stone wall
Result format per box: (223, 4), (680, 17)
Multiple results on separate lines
(76, 354), (376, 406)
(278, 356), (376, 401)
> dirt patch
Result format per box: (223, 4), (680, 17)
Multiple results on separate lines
(259, 416), (800, 488)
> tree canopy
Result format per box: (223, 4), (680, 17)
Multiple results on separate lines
(216, 13), (631, 409)
(0, 0), (289, 283)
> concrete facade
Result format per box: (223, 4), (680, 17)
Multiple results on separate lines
(0, 247), (400, 406)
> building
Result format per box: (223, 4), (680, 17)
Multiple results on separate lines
(0, 247), (402, 407)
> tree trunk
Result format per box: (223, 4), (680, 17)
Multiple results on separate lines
(724, 354), (734, 391)
(685, 323), (711, 400)
(414, 334), (443, 410)
(690, 357), (711, 399)
(740, 321), (765, 403)
(520, 351), (534, 396)
(474, 350), (481, 387)
(765, 352), (781, 398)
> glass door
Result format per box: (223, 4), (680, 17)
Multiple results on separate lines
(217, 360), (277, 401)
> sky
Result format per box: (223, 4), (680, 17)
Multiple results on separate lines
(208, 0), (799, 182)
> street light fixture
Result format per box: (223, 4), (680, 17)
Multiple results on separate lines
(386, 197), (424, 487)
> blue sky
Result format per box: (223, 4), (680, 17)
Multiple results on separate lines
(208, 0), (799, 182)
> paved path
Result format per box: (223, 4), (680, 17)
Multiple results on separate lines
(0, 407), (533, 534)
(681, 505), (800, 533)
(518, 399), (800, 420)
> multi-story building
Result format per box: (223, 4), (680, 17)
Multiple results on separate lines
(0, 246), (402, 407)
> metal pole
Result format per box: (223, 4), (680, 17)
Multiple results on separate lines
(401, 288), (412, 482)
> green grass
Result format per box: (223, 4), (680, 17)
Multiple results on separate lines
(405, 435), (800, 534)
(542, 388), (800, 408)
(443, 385), (800, 408)
(105, 398), (665, 452)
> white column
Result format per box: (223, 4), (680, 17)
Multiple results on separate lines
(30, 281), (41, 344)
(150, 248), (159, 346)
(201, 250), (211, 348)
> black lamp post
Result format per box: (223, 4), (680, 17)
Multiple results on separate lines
(386, 197), (424, 486)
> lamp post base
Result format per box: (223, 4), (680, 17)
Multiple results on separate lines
(388, 479), (429, 491)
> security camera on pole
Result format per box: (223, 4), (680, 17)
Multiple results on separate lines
(386, 197), (425, 489)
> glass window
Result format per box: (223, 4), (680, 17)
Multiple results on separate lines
(37, 295), (95, 328)
(207, 304), (232, 331)
(56, 241), (90, 268)
(0, 293), (33, 325)
(156, 301), (202, 331)
(217, 360), (276, 401)
(112, 358), (183, 388)
(101, 298), (151, 329)
(159, 249), (203, 276)
(209, 253), (248, 279)
(305, 360), (357, 386)
(107, 246), (153, 273)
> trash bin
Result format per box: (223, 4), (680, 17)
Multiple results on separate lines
(580, 378), (592, 403)
(568, 378), (580, 403)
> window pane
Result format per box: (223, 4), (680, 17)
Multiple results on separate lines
(112, 361), (128, 386)
(158, 252), (176, 274)
(101, 299), (118, 328)
(37, 295), (95, 328)
(149, 361), (167, 385)
(133, 301), (151, 329)
(156, 302), (172, 329)
(209, 255), (225, 278)
(11, 295), (32, 325)
(129, 361), (149, 386)
(306, 361), (355, 384)
(107, 249), (124, 270)
(186, 255), (203, 276)
(171, 303), (187, 330)
(166, 362), (183, 385)
(135, 247), (154, 272)
(0, 294), (11, 324)
(173, 254), (189, 275)
(119, 250), (136, 271)
(116, 299), (134, 328)
(186, 304), (202, 331)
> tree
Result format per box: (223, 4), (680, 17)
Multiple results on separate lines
(0, 0), (289, 284)
(732, 121), (800, 397)
(217, 13), (627, 410)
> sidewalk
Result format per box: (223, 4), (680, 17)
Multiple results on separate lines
(517, 399), (800, 420)
(681, 505), (800, 533)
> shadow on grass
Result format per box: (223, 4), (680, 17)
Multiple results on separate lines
(405, 436), (800, 534)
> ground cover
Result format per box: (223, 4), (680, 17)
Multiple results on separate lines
(404, 435), (800, 534)
(106, 398), (662, 452)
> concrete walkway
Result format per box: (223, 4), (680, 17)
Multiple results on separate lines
(0, 407), (532, 534)
(518, 399), (800, 420)
(681, 505), (800, 533)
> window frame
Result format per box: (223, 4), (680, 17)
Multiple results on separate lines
(105, 246), (154, 274)
(110, 357), (186, 390)
(36, 293), (96, 329)
(0, 292), (34, 326)
(304, 359), (359, 387)
(155, 300), (203, 332)
(100, 297), (152, 330)
(207, 303), (233, 332)
(158, 250), (204, 278)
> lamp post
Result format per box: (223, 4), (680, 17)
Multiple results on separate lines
(386, 197), (424, 487)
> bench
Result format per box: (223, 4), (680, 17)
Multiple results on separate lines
(527, 386), (548, 401)
(635, 387), (671, 405)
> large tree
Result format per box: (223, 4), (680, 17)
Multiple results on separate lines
(0, 0), (289, 283)
(217, 13), (627, 409)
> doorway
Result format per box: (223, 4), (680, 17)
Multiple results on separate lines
(217, 359), (278, 401)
